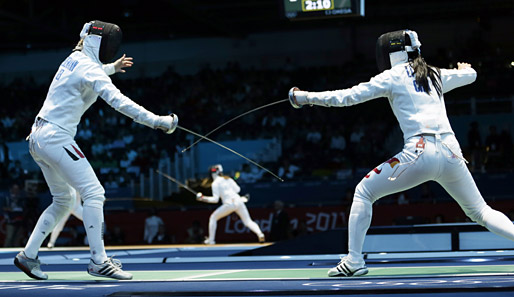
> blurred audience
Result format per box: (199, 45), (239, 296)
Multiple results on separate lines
(185, 220), (205, 244)
(154, 224), (175, 244)
(2, 183), (25, 247)
(107, 225), (126, 245)
(277, 159), (300, 180)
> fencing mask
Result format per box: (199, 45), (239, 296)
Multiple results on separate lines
(375, 29), (421, 72)
(79, 20), (122, 64)
(209, 164), (223, 179)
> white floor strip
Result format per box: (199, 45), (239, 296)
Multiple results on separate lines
(367, 250), (514, 259)
(179, 269), (248, 280)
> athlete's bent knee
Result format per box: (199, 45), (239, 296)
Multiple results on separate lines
(464, 205), (491, 226)
(53, 195), (75, 212)
(77, 183), (105, 203)
(354, 184), (374, 205)
(209, 214), (219, 223)
(82, 196), (105, 209)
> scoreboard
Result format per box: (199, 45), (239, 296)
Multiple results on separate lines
(283, 0), (365, 20)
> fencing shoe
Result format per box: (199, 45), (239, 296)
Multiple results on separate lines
(328, 256), (368, 277)
(258, 233), (265, 243)
(14, 251), (48, 280)
(204, 238), (215, 245)
(87, 257), (133, 280)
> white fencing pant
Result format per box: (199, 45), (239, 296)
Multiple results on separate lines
(24, 119), (107, 263)
(48, 189), (83, 247)
(347, 133), (514, 265)
(208, 200), (263, 243)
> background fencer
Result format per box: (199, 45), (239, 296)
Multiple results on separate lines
(196, 164), (265, 245)
(14, 20), (178, 280)
(289, 29), (514, 277)
(47, 188), (83, 249)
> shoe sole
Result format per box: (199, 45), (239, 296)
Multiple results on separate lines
(88, 270), (133, 280)
(14, 257), (47, 280)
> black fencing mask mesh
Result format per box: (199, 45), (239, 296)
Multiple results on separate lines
(88, 20), (122, 64)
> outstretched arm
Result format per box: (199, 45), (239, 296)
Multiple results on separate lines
(440, 62), (477, 94)
(289, 71), (393, 108)
(85, 69), (178, 134)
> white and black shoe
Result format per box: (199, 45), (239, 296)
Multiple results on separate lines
(87, 257), (132, 280)
(328, 257), (368, 277)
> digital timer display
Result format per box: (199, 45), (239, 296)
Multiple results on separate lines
(283, 0), (364, 20)
(302, 0), (334, 11)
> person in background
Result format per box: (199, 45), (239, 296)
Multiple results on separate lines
(154, 224), (174, 244)
(143, 208), (164, 244)
(269, 200), (290, 241)
(196, 164), (265, 244)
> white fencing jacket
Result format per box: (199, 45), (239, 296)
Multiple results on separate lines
(201, 176), (243, 205)
(299, 63), (477, 141)
(37, 37), (161, 137)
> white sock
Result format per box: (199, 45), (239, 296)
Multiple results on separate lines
(25, 203), (68, 259)
(48, 213), (71, 247)
(72, 203), (84, 221)
(245, 220), (263, 237)
(208, 218), (217, 242)
(82, 199), (107, 264)
(49, 195), (84, 247)
(347, 198), (372, 265)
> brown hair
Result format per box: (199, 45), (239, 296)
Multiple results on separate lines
(73, 38), (84, 52)
(410, 55), (442, 98)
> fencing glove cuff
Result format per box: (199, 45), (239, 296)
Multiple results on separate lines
(289, 87), (309, 108)
(155, 113), (178, 134)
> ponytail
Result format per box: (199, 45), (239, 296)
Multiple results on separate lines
(73, 38), (84, 52)
(410, 55), (442, 98)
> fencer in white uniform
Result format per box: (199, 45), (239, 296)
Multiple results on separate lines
(196, 164), (265, 244)
(15, 20), (178, 281)
(289, 29), (514, 277)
